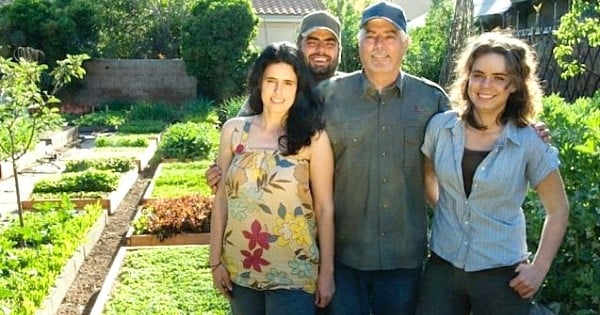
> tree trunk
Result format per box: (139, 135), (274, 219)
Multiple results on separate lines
(439, 0), (474, 89)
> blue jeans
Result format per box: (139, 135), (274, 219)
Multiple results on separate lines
(229, 283), (316, 315)
(325, 261), (422, 315)
(416, 253), (531, 315)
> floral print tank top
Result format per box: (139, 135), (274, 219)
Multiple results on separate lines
(222, 119), (319, 293)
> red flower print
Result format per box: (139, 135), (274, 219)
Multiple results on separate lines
(235, 144), (245, 154)
(242, 220), (271, 250)
(241, 248), (270, 272)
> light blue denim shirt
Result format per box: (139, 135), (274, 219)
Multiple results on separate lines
(421, 110), (560, 272)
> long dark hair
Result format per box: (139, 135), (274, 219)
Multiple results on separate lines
(247, 41), (324, 155)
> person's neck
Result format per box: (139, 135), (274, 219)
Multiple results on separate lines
(472, 111), (503, 132)
(255, 112), (284, 132)
(311, 71), (336, 84)
(364, 69), (400, 92)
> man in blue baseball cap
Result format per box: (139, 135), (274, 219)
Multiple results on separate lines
(316, 2), (449, 314)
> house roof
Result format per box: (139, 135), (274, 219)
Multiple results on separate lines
(252, 0), (325, 16)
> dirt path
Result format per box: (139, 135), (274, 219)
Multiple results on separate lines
(56, 165), (156, 315)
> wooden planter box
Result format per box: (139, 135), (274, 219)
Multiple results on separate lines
(36, 210), (108, 315)
(21, 169), (138, 215)
(125, 207), (210, 246)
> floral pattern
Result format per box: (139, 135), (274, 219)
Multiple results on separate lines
(222, 120), (319, 294)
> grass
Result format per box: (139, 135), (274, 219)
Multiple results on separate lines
(151, 160), (213, 198)
(102, 246), (230, 315)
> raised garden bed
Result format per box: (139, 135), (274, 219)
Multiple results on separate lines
(21, 169), (138, 215)
(89, 246), (229, 315)
(126, 195), (212, 246)
(142, 160), (212, 204)
(37, 209), (108, 315)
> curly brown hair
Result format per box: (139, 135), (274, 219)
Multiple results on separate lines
(448, 31), (544, 129)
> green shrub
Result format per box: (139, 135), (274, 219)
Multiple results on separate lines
(95, 134), (149, 147)
(182, 0), (258, 101)
(33, 169), (120, 193)
(159, 122), (219, 160)
(180, 96), (217, 122)
(72, 111), (127, 128)
(99, 99), (134, 112)
(403, 0), (453, 83)
(64, 157), (134, 173)
(523, 93), (600, 314)
(128, 101), (180, 123)
(218, 95), (246, 123)
(117, 120), (168, 134)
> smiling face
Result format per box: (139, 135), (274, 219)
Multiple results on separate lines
(359, 19), (408, 77)
(299, 29), (340, 81)
(467, 52), (516, 118)
(260, 62), (298, 115)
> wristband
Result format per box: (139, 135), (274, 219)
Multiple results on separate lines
(210, 262), (222, 271)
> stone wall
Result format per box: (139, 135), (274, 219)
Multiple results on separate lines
(61, 59), (197, 107)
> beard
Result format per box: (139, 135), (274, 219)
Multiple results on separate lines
(308, 56), (339, 83)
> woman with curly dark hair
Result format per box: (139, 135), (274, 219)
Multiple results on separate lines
(209, 41), (335, 314)
(417, 32), (569, 315)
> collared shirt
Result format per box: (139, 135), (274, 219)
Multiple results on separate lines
(316, 70), (449, 270)
(421, 111), (560, 272)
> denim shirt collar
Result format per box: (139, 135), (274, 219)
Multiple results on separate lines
(445, 114), (522, 147)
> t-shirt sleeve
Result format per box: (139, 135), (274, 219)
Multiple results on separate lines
(421, 112), (447, 160)
(525, 130), (560, 187)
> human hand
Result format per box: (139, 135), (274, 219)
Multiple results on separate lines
(532, 122), (551, 144)
(205, 163), (222, 194)
(315, 272), (335, 308)
(508, 262), (546, 299)
(211, 264), (233, 300)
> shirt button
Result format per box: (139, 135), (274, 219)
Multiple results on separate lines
(382, 126), (387, 131)
(465, 220), (469, 225)
(382, 178), (387, 183)
(380, 232), (386, 236)
(382, 204), (389, 209)
(481, 166), (486, 170)
(464, 241), (468, 245)
(382, 152), (386, 157)
(352, 138), (358, 143)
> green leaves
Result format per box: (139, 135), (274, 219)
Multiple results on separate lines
(553, 0), (600, 79)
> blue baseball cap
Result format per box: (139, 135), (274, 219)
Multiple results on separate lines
(360, 1), (407, 32)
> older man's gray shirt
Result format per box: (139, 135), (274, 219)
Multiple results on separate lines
(316, 71), (449, 270)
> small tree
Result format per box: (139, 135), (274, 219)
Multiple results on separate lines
(181, 0), (258, 101)
(0, 50), (89, 228)
(553, 0), (600, 79)
(323, 0), (363, 72)
(403, 0), (453, 82)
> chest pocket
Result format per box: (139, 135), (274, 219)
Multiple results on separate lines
(403, 127), (424, 169)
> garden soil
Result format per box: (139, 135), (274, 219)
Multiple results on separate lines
(56, 164), (157, 315)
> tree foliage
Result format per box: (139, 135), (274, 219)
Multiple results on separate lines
(553, 0), (600, 79)
(0, 0), (99, 67)
(322, 0), (363, 72)
(403, 0), (453, 83)
(0, 52), (89, 227)
(181, 0), (258, 101)
(95, 0), (190, 58)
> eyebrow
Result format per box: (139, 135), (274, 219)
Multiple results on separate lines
(471, 69), (508, 76)
(305, 35), (337, 42)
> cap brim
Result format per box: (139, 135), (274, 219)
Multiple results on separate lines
(301, 26), (340, 42)
(361, 16), (403, 31)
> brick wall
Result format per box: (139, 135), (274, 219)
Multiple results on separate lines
(61, 59), (198, 107)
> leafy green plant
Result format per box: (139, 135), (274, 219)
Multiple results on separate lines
(180, 96), (218, 123)
(151, 161), (213, 198)
(218, 95), (246, 123)
(322, 0), (362, 72)
(95, 134), (149, 147)
(72, 111), (127, 128)
(33, 169), (119, 193)
(403, 0), (453, 82)
(102, 246), (229, 314)
(134, 195), (213, 240)
(64, 157), (135, 173)
(0, 198), (103, 314)
(117, 120), (168, 134)
(553, 0), (600, 79)
(159, 121), (219, 160)
(522, 93), (600, 314)
(127, 101), (180, 123)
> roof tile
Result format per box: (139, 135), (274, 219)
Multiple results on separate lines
(252, 0), (325, 16)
